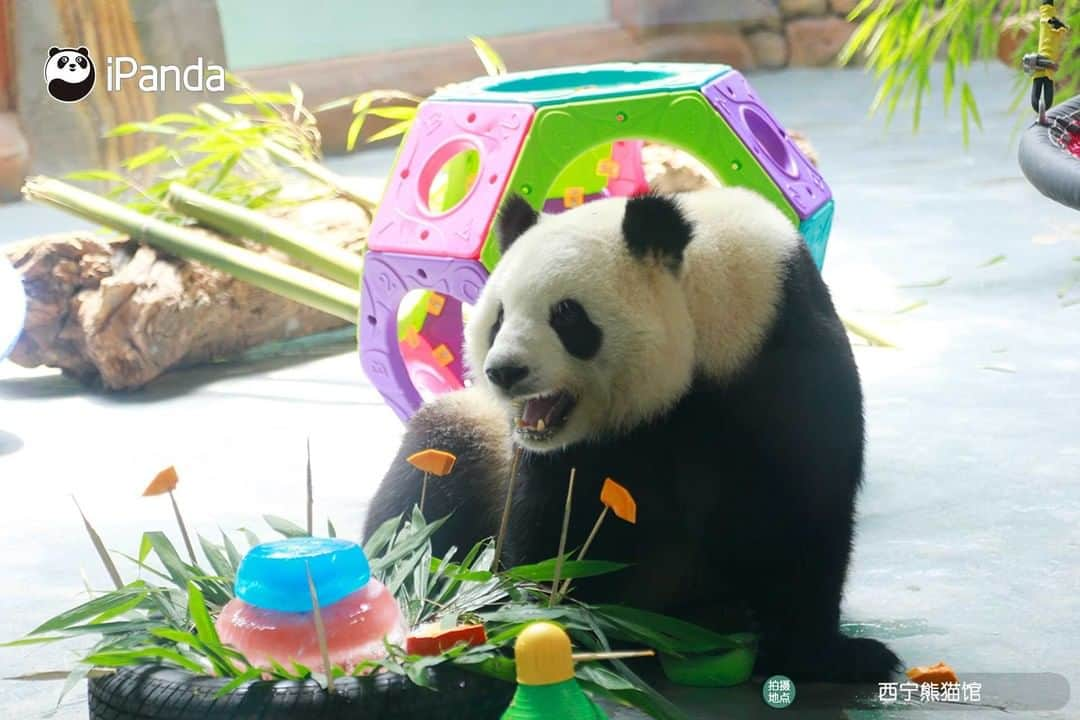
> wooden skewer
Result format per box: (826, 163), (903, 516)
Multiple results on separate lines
(571, 650), (656, 662)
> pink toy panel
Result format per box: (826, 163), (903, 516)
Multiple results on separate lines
(360, 251), (488, 421)
(368, 101), (535, 260)
(702, 71), (830, 220)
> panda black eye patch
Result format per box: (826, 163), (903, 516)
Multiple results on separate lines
(489, 305), (504, 347)
(549, 299), (602, 359)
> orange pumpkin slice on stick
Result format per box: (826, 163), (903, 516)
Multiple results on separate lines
(906, 661), (959, 684)
(406, 449), (457, 515)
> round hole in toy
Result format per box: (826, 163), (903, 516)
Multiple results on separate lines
(539, 139), (723, 213)
(485, 68), (674, 95)
(417, 139), (481, 215)
(740, 106), (795, 176)
(395, 289), (467, 404)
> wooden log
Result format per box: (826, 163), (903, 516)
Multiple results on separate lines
(4, 196), (367, 389)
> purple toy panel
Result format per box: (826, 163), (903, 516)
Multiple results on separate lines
(702, 71), (830, 219)
(360, 252), (488, 421)
(368, 101), (535, 260)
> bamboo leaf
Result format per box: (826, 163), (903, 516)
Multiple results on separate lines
(84, 647), (206, 674)
(198, 535), (234, 580)
(363, 516), (400, 559)
(962, 81), (983, 129)
(64, 169), (128, 184)
(73, 497), (124, 590)
(506, 559), (628, 583)
(221, 530), (242, 569)
(187, 581), (221, 646)
(123, 145), (172, 171)
(469, 36), (507, 76)
(264, 514), (309, 538)
(141, 531), (194, 588)
(214, 667), (262, 697)
(366, 120), (413, 143)
(225, 91), (295, 106)
(367, 106), (417, 121)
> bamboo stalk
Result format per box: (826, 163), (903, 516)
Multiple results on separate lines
(23, 177), (361, 322)
(306, 437), (314, 537)
(305, 562), (334, 693)
(571, 650), (655, 662)
(168, 491), (198, 566)
(840, 316), (897, 348)
(558, 505), (608, 598)
(549, 468), (576, 607)
(198, 104), (377, 215)
(418, 471), (431, 516)
(166, 183), (362, 288)
(493, 446), (523, 571)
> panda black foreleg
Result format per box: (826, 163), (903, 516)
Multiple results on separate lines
(362, 391), (511, 559)
(749, 521), (901, 683)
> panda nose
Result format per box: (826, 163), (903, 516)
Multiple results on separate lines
(485, 364), (529, 391)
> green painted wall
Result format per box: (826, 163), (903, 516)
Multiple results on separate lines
(217, 0), (610, 70)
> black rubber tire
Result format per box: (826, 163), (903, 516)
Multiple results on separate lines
(89, 664), (515, 720)
(1018, 93), (1080, 211)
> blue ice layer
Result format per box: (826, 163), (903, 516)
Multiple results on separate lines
(0, 256), (26, 362)
(235, 537), (371, 613)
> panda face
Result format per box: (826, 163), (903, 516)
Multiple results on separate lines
(465, 195), (696, 452)
(44, 46), (95, 103)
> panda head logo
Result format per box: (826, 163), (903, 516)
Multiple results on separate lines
(44, 46), (95, 103)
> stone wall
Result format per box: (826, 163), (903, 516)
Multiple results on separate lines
(613, 0), (859, 70)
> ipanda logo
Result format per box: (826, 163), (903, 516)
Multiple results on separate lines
(46, 46), (225, 103)
(44, 46), (95, 103)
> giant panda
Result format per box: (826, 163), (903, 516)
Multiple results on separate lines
(364, 187), (901, 682)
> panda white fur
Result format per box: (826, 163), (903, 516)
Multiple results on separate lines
(365, 187), (900, 682)
(44, 47), (95, 103)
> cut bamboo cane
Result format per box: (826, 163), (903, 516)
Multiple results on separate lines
(23, 177), (361, 322)
(198, 104), (377, 215)
(166, 183), (362, 288)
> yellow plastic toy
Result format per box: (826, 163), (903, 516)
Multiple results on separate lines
(501, 622), (608, 720)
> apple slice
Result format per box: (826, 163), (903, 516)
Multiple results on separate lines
(406, 623), (487, 656)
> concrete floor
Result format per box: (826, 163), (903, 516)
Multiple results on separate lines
(1, 65), (1077, 719)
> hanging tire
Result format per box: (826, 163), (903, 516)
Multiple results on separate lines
(1018, 93), (1080, 211)
(88, 663), (515, 720)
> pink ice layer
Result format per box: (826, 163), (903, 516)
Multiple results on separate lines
(216, 578), (406, 672)
(368, 101), (535, 259)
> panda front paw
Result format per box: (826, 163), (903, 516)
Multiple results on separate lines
(756, 634), (901, 683)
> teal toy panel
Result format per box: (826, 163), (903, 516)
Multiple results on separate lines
(799, 200), (834, 269)
(432, 61), (731, 107)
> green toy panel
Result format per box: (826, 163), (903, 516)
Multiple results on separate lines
(479, 91), (798, 269)
(432, 62), (731, 107)
(551, 143), (612, 197)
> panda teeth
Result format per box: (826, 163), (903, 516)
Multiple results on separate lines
(536, 419), (546, 432)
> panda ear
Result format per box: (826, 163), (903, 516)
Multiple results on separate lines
(496, 194), (539, 254)
(49, 47), (60, 57)
(76, 47), (89, 56)
(622, 194), (693, 271)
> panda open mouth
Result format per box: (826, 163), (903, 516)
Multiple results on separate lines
(514, 391), (576, 440)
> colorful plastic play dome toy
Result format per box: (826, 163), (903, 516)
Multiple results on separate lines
(361, 62), (833, 421)
(216, 538), (405, 672)
(0, 256), (26, 362)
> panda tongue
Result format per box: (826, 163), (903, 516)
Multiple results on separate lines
(523, 395), (559, 426)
